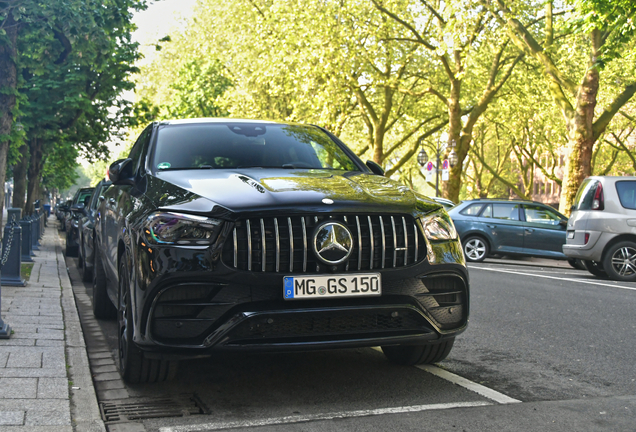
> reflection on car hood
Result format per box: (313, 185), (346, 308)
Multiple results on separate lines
(152, 168), (437, 215)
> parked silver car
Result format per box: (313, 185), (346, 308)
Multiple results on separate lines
(563, 176), (636, 281)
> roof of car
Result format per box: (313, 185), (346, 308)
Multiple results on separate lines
(158, 118), (289, 126)
(462, 198), (545, 204)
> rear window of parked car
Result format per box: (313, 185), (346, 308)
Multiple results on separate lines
(459, 203), (484, 216)
(616, 181), (636, 210)
(481, 203), (520, 220)
(572, 178), (598, 211)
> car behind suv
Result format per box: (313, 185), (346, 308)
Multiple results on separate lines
(563, 176), (636, 281)
(448, 199), (568, 262)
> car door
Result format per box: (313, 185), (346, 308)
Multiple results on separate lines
(521, 204), (567, 258)
(479, 203), (525, 254)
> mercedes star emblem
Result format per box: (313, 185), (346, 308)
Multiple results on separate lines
(312, 221), (353, 265)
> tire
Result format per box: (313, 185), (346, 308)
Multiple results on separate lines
(382, 339), (455, 365)
(602, 241), (636, 282)
(118, 256), (177, 383)
(582, 260), (607, 278)
(81, 249), (93, 283)
(462, 236), (489, 262)
(65, 233), (78, 257)
(92, 249), (117, 319)
(568, 259), (586, 270)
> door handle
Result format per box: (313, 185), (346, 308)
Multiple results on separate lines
(487, 224), (496, 228)
(525, 228), (534, 233)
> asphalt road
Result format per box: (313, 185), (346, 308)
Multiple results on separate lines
(64, 247), (636, 432)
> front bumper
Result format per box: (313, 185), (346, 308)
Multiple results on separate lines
(136, 268), (468, 356)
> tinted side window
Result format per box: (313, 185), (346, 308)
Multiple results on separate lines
(459, 203), (484, 216)
(492, 203), (520, 220)
(523, 205), (562, 225)
(573, 179), (598, 211)
(616, 181), (636, 210)
(128, 125), (153, 173)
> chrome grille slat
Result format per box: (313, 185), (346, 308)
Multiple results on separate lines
(368, 216), (374, 269)
(274, 218), (280, 272)
(402, 217), (408, 266)
(414, 223), (419, 262)
(260, 218), (266, 272)
(246, 219), (252, 271)
(288, 217), (294, 272)
(233, 228), (237, 268)
(380, 216), (386, 269)
(226, 214), (425, 273)
(356, 216), (362, 271)
(301, 217), (307, 272)
(391, 216), (397, 268)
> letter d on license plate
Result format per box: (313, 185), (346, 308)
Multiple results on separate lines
(283, 274), (381, 300)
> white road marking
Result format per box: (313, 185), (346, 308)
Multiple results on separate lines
(417, 365), (521, 404)
(472, 266), (636, 292)
(158, 401), (493, 432)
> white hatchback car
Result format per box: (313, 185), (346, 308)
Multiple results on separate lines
(563, 176), (636, 281)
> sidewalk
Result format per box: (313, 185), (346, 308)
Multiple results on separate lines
(0, 215), (105, 431)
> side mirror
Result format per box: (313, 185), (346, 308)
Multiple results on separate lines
(366, 160), (385, 176)
(570, 205), (576, 211)
(70, 203), (85, 215)
(108, 158), (134, 185)
(559, 219), (568, 227)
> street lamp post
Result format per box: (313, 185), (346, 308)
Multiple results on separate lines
(417, 136), (458, 198)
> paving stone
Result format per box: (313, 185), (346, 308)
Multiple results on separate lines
(0, 410), (25, 426)
(94, 379), (126, 391)
(89, 358), (114, 367)
(91, 364), (118, 374)
(7, 351), (41, 368)
(93, 372), (121, 382)
(36, 339), (65, 347)
(97, 388), (129, 400)
(0, 368), (67, 378)
(38, 377), (69, 399)
(0, 378), (38, 398)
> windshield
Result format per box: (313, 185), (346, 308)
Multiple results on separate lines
(151, 123), (360, 172)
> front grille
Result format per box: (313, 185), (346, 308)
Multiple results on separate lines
(223, 214), (426, 273)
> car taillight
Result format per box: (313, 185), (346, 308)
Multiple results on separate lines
(591, 183), (604, 210)
(584, 233), (590, 244)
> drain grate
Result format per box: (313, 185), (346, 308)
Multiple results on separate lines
(100, 394), (207, 423)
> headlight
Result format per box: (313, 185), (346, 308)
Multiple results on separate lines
(420, 210), (457, 241)
(144, 212), (223, 245)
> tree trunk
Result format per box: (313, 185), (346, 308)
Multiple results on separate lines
(12, 144), (29, 212)
(442, 79), (463, 202)
(25, 137), (44, 215)
(0, 13), (18, 230)
(558, 40), (600, 214)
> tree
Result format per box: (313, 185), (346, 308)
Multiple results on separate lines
(7, 0), (145, 215)
(372, 0), (524, 202)
(485, 0), (636, 213)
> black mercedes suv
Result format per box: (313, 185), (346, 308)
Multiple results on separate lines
(94, 118), (469, 383)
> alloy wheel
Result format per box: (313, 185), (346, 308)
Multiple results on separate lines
(610, 246), (636, 277)
(464, 238), (487, 261)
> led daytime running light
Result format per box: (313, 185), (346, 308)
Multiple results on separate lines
(145, 212), (222, 245)
(420, 210), (458, 241)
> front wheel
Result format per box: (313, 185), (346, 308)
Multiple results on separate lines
(602, 241), (636, 282)
(382, 339), (454, 365)
(92, 249), (116, 319)
(118, 257), (177, 383)
(463, 236), (489, 262)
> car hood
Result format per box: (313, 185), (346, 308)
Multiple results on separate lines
(146, 168), (439, 217)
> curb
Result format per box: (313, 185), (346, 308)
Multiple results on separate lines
(55, 233), (106, 431)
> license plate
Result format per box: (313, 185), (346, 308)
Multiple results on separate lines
(283, 273), (381, 300)
(567, 231), (575, 239)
